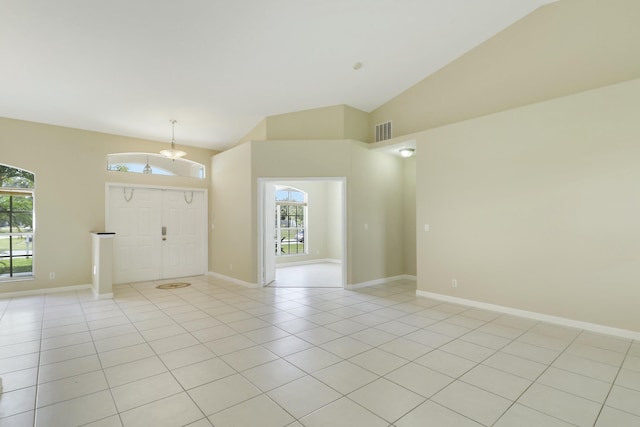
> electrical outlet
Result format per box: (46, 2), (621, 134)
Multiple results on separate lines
(230, 264), (233, 271)
(49, 272), (55, 280)
(451, 279), (457, 288)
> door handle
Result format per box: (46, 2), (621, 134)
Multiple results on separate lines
(162, 226), (167, 241)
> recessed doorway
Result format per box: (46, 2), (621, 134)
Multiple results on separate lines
(258, 178), (346, 288)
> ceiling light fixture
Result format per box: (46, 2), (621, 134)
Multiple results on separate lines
(399, 148), (415, 158)
(143, 155), (152, 174)
(160, 119), (186, 160)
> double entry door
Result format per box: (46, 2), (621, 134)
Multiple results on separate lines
(107, 185), (206, 284)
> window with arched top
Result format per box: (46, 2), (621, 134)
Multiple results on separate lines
(275, 187), (307, 256)
(0, 164), (35, 279)
(107, 153), (206, 179)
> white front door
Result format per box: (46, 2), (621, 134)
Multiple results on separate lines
(108, 186), (206, 284)
(161, 189), (206, 279)
(109, 187), (162, 284)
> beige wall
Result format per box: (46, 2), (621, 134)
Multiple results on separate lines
(415, 79), (640, 332)
(235, 119), (267, 147)
(349, 144), (405, 283)
(0, 117), (215, 294)
(0, 116), (405, 293)
(266, 106), (346, 140)
(209, 142), (253, 283)
(371, 0), (640, 142)
(251, 140), (353, 178)
(251, 140), (350, 283)
(210, 140), (351, 284)
(343, 106), (370, 142)
(237, 105), (370, 144)
(325, 180), (343, 260)
(209, 139), (405, 286)
(403, 157), (416, 276)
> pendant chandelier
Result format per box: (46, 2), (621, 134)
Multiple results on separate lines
(143, 155), (152, 174)
(160, 119), (186, 160)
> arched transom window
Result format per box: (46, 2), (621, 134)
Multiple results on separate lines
(107, 153), (205, 179)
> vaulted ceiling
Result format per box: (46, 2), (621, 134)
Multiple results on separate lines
(0, 0), (555, 150)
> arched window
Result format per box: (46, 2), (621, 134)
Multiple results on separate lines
(275, 187), (307, 256)
(107, 153), (206, 179)
(0, 164), (35, 279)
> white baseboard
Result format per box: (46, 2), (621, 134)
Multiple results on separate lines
(347, 274), (414, 290)
(0, 284), (93, 299)
(92, 289), (114, 300)
(416, 290), (640, 341)
(206, 271), (259, 289)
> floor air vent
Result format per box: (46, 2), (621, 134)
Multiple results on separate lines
(375, 121), (392, 142)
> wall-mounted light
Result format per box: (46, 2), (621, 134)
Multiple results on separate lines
(399, 148), (415, 158)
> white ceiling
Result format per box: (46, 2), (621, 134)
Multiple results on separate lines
(0, 0), (555, 151)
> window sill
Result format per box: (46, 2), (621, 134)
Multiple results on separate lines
(0, 275), (35, 283)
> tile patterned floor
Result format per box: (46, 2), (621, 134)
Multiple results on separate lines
(272, 263), (342, 288)
(0, 276), (639, 426)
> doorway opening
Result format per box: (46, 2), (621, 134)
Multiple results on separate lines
(258, 178), (346, 288)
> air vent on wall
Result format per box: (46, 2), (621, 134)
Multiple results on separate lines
(375, 121), (392, 142)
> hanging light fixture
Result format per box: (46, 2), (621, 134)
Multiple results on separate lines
(143, 155), (153, 174)
(160, 119), (186, 160)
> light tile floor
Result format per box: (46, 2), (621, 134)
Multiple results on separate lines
(272, 263), (342, 288)
(0, 276), (638, 426)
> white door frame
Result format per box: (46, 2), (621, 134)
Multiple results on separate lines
(257, 177), (347, 288)
(263, 182), (277, 286)
(105, 182), (208, 281)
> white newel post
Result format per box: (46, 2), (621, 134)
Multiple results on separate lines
(91, 232), (115, 299)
